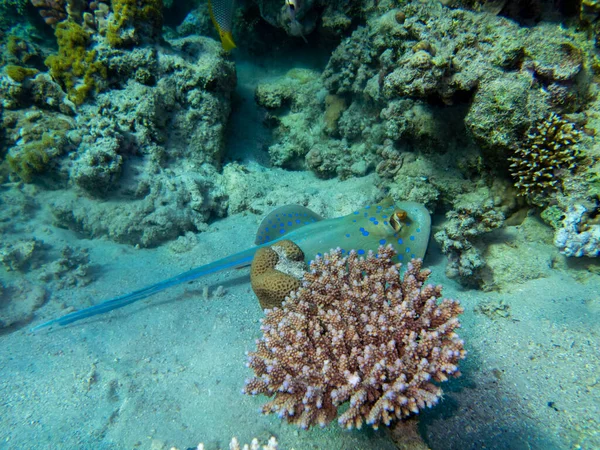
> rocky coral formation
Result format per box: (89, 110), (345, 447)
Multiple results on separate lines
(1, 31), (235, 247)
(244, 245), (465, 430)
(435, 200), (505, 286)
(555, 203), (600, 257)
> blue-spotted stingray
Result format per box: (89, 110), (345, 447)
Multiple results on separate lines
(31, 198), (431, 332)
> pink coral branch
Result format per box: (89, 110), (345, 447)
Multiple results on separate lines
(244, 245), (466, 430)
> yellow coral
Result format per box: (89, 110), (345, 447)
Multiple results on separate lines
(5, 65), (38, 82)
(45, 21), (107, 105)
(106, 0), (163, 48)
(6, 132), (64, 182)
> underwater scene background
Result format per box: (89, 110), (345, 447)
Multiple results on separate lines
(1, 0), (599, 448)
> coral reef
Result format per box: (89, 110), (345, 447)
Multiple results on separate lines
(434, 200), (505, 286)
(509, 113), (582, 206)
(106, 0), (164, 47)
(39, 245), (91, 288)
(250, 239), (307, 309)
(245, 245), (465, 430)
(555, 204), (600, 257)
(45, 21), (107, 105)
(2, 31), (235, 246)
(2, 107), (75, 183)
(0, 238), (44, 272)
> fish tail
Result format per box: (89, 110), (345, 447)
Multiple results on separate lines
(208, 0), (236, 51)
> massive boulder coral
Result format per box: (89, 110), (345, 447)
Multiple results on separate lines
(244, 245), (465, 430)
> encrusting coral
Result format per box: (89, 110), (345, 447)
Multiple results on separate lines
(244, 245), (465, 430)
(509, 112), (582, 206)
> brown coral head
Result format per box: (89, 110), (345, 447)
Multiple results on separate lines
(250, 240), (306, 310)
(244, 245), (466, 430)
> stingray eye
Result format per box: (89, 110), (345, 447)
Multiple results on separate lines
(390, 209), (408, 232)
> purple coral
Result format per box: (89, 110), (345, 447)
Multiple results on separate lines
(244, 245), (466, 430)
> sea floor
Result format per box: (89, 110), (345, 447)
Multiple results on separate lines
(1, 172), (599, 450)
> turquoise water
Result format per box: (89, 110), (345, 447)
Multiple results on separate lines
(1, 1), (599, 449)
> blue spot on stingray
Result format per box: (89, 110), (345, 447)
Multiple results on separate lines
(406, 247), (411, 253)
(268, 220), (272, 224)
(295, 219), (301, 224)
(365, 205), (371, 209)
(360, 227), (365, 232)
(379, 239), (386, 245)
(364, 212), (368, 217)
(416, 228), (421, 233)
(265, 236), (270, 241)
(288, 221), (292, 226)
(265, 227), (269, 232)
(369, 217), (376, 221)
(411, 254), (415, 258)
(357, 249), (365, 255)
(362, 231), (369, 236)
(304, 221), (310, 225)
(317, 253), (322, 257)
(345, 233), (350, 238)
(353, 219), (357, 223)
(384, 221), (389, 226)
(341, 249), (346, 253)
(288, 214), (293, 217)
(382, 215), (388, 219)
(280, 229), (285, 234)
(410, 236), (415, 241)
(373, 221), (379, 225)
(397, 238), (403, 244)
(398, 254), (404, 260)
(354, 211), (359, 215)
(280, 222), (284, 227)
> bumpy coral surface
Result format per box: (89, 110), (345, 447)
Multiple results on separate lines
(245, 245), (465, 430)
(509, 113), (581, 205)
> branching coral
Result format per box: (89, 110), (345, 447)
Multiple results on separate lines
(244, 245), (465, 430)
(509, 113), (581, 206)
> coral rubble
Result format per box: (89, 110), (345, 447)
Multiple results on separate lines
(245, 245), (465, 430)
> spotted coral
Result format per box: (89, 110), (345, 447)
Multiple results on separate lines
(244, 245), (465, 430)
(250, 240), (307, 310)
(509, 112), (581, 206)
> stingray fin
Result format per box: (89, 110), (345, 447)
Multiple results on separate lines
(255, 204), (323, 245)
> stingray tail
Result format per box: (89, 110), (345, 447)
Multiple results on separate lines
(31, 248), (257, 332)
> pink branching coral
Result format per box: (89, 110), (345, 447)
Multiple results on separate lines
(244, 245), (466, 430)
